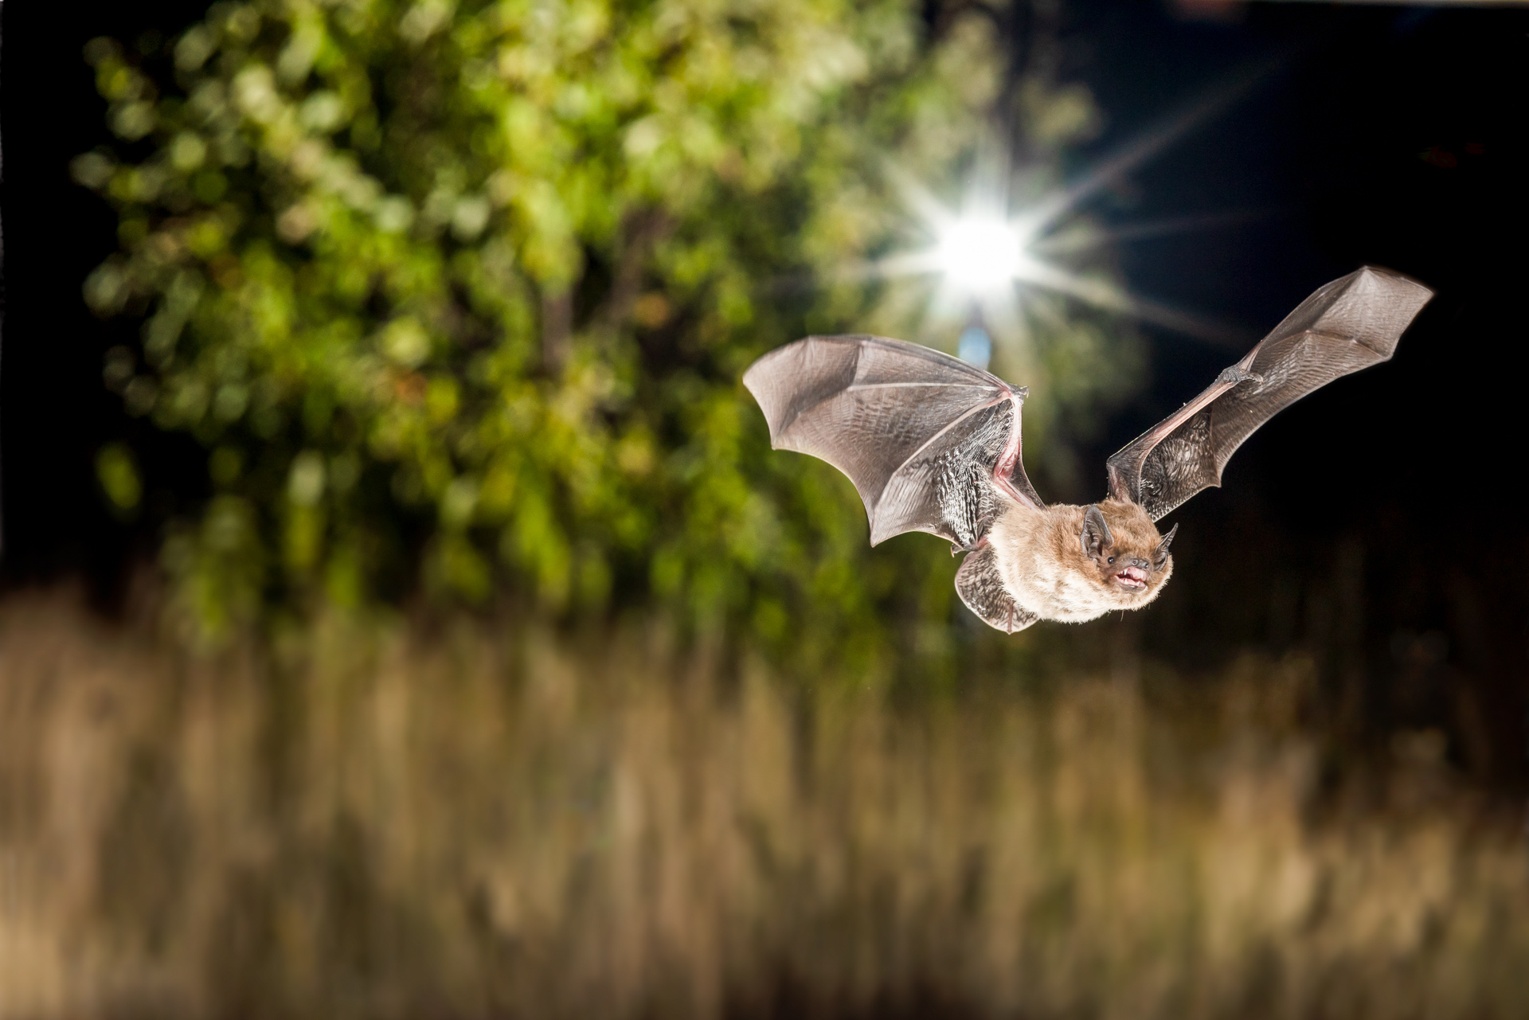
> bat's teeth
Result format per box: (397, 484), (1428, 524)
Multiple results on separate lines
(1115, 566), (1149, 589)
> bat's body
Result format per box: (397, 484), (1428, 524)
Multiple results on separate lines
(744, 267), (1432, 633)
(985, 498), (1173, 625)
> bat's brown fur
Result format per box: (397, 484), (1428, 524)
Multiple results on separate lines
(988, 498), (1173, 624)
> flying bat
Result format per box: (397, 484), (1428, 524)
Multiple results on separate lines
(743, 266), (1432, 632)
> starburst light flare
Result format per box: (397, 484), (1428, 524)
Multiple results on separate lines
(857, 65), (1279, 347)
(933, 216), (1036, 294)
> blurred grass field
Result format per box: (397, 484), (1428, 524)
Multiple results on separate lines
(2, 590), (1526, 1019)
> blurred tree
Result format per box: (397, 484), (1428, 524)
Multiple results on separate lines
(76, 0), (1135, 650)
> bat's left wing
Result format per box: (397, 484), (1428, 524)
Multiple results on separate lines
(743, 334), (1043, 551)
(1106, 266), (1433, 520)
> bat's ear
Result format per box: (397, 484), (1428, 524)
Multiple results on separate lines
(1081, 505), (1113, 559)
(1153, 523), (1179, 569)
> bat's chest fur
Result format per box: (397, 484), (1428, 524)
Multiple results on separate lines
(988, 503), (1166, 623)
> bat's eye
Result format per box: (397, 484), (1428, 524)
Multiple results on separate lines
(1107, 556), (1115, 564)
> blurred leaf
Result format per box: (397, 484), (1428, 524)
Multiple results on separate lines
(96, 442), (143, 517)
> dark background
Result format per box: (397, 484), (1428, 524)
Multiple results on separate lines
(1066, 1), (1529, 789)
(3, 1), (1526, 784)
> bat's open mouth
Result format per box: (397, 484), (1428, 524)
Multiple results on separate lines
(1114, 566), (1149, 591)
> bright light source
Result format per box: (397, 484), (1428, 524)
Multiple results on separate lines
(934, 217), (1029, 292)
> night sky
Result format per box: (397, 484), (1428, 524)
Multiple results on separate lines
(1060, 3), (1527, 511)
(4, 2), (1527, 776)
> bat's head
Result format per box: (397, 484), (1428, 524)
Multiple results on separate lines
(1079, 500), (1176, 607)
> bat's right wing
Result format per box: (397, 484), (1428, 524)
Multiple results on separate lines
(743, 335), (1042, 549)
(1105, 266), (1433, 520)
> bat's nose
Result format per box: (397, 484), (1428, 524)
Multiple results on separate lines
(1124, 557), (1150, 571)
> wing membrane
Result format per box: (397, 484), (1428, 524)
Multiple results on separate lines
(955, 543), (1038, 634)
(744, 335), (1040, 547)
(1106, 266), (1433, 520)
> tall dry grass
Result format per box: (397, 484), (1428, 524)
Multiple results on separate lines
(1, 589), (1526, 1019)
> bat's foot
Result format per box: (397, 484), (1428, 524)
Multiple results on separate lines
(950, 537), (987, 557)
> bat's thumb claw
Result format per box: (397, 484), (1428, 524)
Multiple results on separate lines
(1216, 366), (1264, 386)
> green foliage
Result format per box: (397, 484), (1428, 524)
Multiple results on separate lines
(78, 0), (1136, 646)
